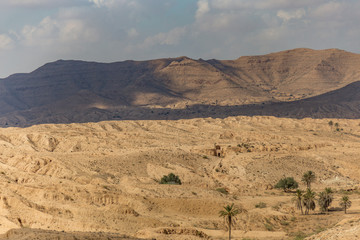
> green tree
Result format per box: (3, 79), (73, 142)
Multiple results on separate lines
(302, 171), (316, 189)
(275, 177), (299, 192)
(160, 173), (182, 185)
(303, 188), (316, 215)
(328, 120), (333, 127)
(293, 189), (304, 214)
(318, 188), (333, 213)
(339, 196), (352, 214)
(219, 203), (240, 240)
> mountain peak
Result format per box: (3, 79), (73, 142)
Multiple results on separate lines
(1, 48), (360, 127)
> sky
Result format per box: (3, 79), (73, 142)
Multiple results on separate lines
(0, 0), (360, 78)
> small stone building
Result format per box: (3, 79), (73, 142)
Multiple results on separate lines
(214, 144), (226, 157)
(201, 144), (227, 158)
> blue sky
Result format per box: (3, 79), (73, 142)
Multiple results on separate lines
(0, 0), (360, 77)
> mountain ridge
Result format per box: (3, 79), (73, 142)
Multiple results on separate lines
(1, 48), (360, 127)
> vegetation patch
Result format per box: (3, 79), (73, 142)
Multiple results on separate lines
(275, 177), (299, 192)
(255, 202), (267, 208)
(160, 173), (182, 185)
(157, 228), (209, 239)
(264, 223), (274, 231)
(216, 187), (229, 195)
(292, 231), (307, 240)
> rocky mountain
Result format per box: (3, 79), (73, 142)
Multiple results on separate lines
(1, 48), (360, 127)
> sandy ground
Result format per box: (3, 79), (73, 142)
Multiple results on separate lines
(0, 116), (359, 239)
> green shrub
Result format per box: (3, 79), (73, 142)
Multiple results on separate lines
(255, 202), (267, 208)
(160, 173), (182, 185)
(275, 177), (299, 192)
(216, 187), (229, 195)
(264, 223), (274, 231)
(280, 220), (289, 226)
(292, 231), (307, 240)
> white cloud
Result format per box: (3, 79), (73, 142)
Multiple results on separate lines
(143, 27), (187, 47)
(20, 14), (99, 48)
(21, 17), (58, 46)
(310, 1), (344, 20)
(127, 28), (138, 38)
(60, 19), (98, 42)
(196, 0), (210, 19)
(89, 0), (110, 7)
(0, 0), (87, 8)
(0, 34), (14, 50)
(1, 0), (360, 79)
(277, 8), (306, 22)
(211, 0), (320, 10)
(88, 0), (140, 9)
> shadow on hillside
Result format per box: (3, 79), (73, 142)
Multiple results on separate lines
(1, 81), (360, 128)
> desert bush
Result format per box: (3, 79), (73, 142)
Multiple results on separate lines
(275, 177), (299, 192)
(160, 173), (182, 185)
(272, 204), (280, 211)
(255, 202), (267, 208)
(280, 220), (289, 226)
(216, 187), (229, 195)
(292, 231), (307, 240)
(264, 223), (274, 231)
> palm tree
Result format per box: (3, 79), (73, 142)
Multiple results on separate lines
(340, 196), (352, 214)
(318, 188), (333, 213)
(325, 190), (334, 211)
(303, 188), (316, 215)
(293, 189), (304, 214)
(302, 171), (316, 189)
(219, 203), (240, 240)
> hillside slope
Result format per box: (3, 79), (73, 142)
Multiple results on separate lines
(1, 48), (360, 126)
(0, 117), (359, 239)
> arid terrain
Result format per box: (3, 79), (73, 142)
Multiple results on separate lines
(0, 48), (359, 239)
(1, 48), (360, 126)
(0, 116), (359, 239)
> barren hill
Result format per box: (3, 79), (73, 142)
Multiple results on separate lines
(0, 117), (359, 239)
(1, 48), (360, 126)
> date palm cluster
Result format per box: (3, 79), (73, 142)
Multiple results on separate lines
(293, 171), (351, 215)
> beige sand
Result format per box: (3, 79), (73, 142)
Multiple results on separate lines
(0, 116), (359, 239)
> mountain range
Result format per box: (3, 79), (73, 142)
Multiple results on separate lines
(1, 48), (360, 127)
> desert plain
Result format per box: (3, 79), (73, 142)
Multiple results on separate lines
(0, 116), (359, 239)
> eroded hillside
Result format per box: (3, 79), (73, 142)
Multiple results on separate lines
(1, 48), (360, 126)
(0, 117), (359, 239)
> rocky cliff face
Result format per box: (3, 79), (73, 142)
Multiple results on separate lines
(1, 48), (360, 126)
